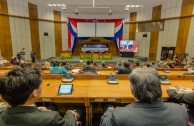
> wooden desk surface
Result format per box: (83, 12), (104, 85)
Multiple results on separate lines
(157, 71), (185, 75)
(40, 79), (90, 104)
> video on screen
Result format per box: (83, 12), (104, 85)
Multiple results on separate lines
(119, 40), (138, 52)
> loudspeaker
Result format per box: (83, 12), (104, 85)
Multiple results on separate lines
(143, 34), (147, 37)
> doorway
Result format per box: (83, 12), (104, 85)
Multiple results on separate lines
(161, 47), (175, 60)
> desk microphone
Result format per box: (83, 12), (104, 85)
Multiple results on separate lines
(47, 74), (64, 86)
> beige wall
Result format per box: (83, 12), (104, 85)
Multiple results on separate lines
(4, 0), (194, 60)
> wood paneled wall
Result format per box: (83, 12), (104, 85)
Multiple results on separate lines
(129, 12), (137, 40)
(54, 11), (62, 57)
(175, 0), (194, 59)
(149, 5), (162, 61)
(28, 3), (41, 59)
(74, 38), (118, 56)
(0, 0), (12, 59)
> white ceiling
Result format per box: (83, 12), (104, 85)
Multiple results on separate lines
(25, 0), (166, 14)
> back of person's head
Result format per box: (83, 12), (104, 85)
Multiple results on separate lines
(146, 63), (150, 67)
(129, 68), (162, 103)
(136, 62), (140, 66)
(60, 61), (66, 66)
(83, 62), (86, 68)
(101, 61), (106, 67)
(19, 63), (32, 68)
(44, 61), (50, 68)
(0, 66), (42, 107)
(52, 61), (59, 67)
(152, 62), (155, 65)
(117, 61), (122, 66)
(87, 60), (92, 66)
(123, 61), (130, 68)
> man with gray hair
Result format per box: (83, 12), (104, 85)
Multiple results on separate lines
(100, 68), (189, 126)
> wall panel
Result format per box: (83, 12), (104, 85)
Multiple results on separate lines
(0, 0), (12, 59)
(28, 3), (40, 59)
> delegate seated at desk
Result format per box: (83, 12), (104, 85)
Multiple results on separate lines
(101, 68), (189, 126)
(117, 61), (132, 74)
(0, 66), (79, 126)
(50, 61), (67, 74)
(167, 89), (194, 125)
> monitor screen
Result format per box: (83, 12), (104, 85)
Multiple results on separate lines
(119, 40), (138, 52)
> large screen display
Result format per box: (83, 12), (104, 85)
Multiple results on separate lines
(77, 23), (96, 37)
(96, 23), (114, 37)
(119, 40), (138, 52)
(81, 44), (108, 53)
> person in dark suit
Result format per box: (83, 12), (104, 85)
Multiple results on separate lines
(82, 60), (98, 74)
(117, 61), (132, 74)
(167, 89), (194, 125)
(124, 41), (133, 50)
(0, 66), (79, 126)
(101, 68), (189, 126)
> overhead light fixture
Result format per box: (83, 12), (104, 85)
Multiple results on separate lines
(48, 4), (52, 6)
(135, 5), (140, 7)
(52, 4), (56, 6)
(75, 7), (79, 14)
(126, 5), (130, 8)
(62, 4), (66, 6)
(57, 4), (61, 6)
(109, 8), (112, 14)
(124, 7), (129, 11)
(130, 5), (135, 7)
(93, 0), (95, 7)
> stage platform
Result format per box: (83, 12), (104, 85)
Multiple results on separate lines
(47, 56), (147, 64)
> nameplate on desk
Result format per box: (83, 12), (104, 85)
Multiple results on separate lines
(95, 98), (104, 102)
(108, 98), (116, 102)
(42, 98), (51, 101)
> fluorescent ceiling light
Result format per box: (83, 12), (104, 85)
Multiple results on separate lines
(135, 5), (140, 7)
(48, 4), (52, 6)
(126, 5), (130, 7)
(124, 7), (129, 11)
(52, 4), (57, 6)
(57, 4), (61, 6)
(62, 4), (66, 6)
(130, 5), (135, 7)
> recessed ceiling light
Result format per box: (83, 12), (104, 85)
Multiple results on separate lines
(130, 5), (135, 7)
(48, 4), (52, 6)
(124, 7), (129, 11)
(52, 4), (57, 6)
(126, 5), (130, 8)
(62, 4), (66, 6)
(135, 5), (140, 7)
(57, 4), (61, 6)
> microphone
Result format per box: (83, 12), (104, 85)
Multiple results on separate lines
(46, 74), (64, 86)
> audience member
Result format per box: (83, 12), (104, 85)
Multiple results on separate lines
(10, 56), (17, 65)
(152, 62), (158, 69)
(99, 61), (107, 68)
(101, 68), (189, 126)
(117, 61), (132, 74)
(0, 66), (80, 126)
(167, 88), (194, 125)
(82, 60), (98, 74)
(43, 61), (51, 68)
(50, 61), (67, 74)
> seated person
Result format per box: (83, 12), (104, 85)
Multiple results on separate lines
(98, 61), (107, 68)
(167, 88), (194, 125)
(152, 62), (158, 69)
(42, 61), (51, 68)
(82, 60), (97, 74)
(50, 61), (67, 74)
(183, 66), (194, 75)
(0, 66), (80, 126)
(114, 61), (123, 71)
(10, 56), (17, 65)
(101, 68), (189, 126)
(117, 61), (132, 74)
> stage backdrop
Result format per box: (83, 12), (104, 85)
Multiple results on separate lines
(67, 18), (124, 54)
